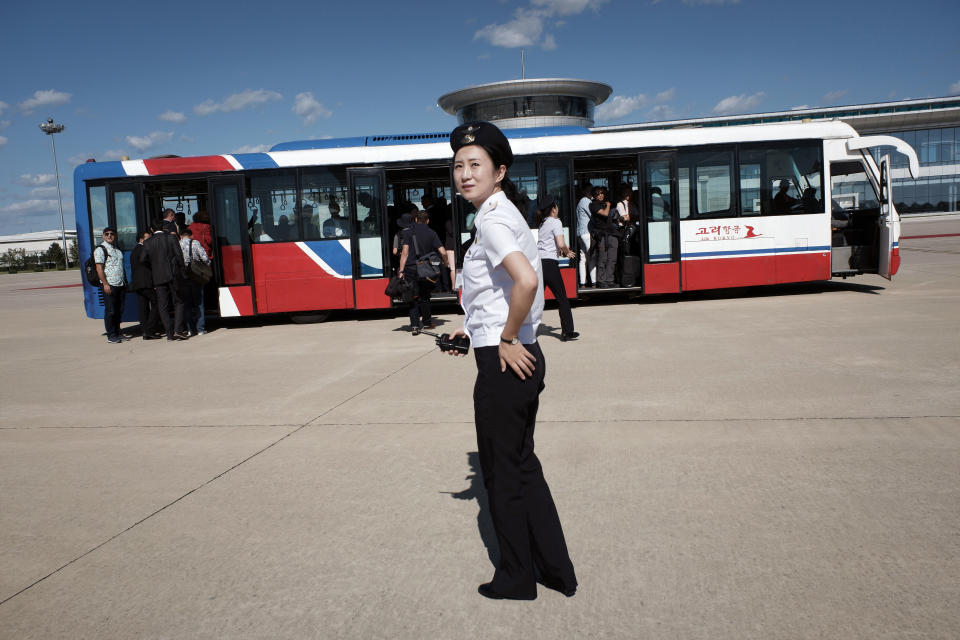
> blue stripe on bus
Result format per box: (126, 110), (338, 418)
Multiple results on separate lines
(232, 153), (279, 170)
(303, 241), (352, 276)
(683, 245), (831, 259)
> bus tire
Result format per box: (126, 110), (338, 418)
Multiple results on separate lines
(290, 311), (331, 324)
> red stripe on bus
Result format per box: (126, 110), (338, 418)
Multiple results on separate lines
(683, 252), (829, 291)
(900, 233), (960, 239)
(19, 283), (83, 290)
(142, 156), (234, 175)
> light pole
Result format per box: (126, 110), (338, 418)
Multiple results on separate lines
(39, 117), (68, 269)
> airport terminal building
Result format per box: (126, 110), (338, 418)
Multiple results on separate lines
(439, 79), (960, 216)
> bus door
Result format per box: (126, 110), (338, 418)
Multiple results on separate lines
(209, 176), (256, 317)
(106, 182), (144, 321)
(347, 167), (391, 309)
(639, 152), (681, 293)
(540, 156), (578, 296)
(877, 156), (893, 279)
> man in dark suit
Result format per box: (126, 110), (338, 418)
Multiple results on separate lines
(141, 214), (187, 341)
(130, 230), (161, 339)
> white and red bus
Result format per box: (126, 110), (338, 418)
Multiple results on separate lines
(74, 120), (918, 322)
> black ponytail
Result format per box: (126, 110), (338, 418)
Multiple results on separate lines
(499, 174), (529, 214)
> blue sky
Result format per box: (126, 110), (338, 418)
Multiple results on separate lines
(1, 0), (957, 235)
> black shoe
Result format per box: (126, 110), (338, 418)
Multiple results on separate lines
(411, 326), (421, 336)
(477, 583), (537, 601)
(560, 331), (579, 342)
(142, 334), (161, 341)
(175, 331), (190, 340)
(537, 577), (577, 598)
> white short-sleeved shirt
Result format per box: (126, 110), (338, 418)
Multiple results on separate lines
(461, 190), (544, 348)
(94, 243), (126, 287)
(537, 216), (563, 261)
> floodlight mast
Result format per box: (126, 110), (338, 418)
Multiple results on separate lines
(39, 117), (68, 269)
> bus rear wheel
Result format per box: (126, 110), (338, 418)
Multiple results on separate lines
(290, 311), (331, 324)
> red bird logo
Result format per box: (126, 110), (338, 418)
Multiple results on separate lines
(744, 225), (761, 238)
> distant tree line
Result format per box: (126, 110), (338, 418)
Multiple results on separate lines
(1, 240), (78, 273)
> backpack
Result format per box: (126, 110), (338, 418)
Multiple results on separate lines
(84, 244), (110, 287)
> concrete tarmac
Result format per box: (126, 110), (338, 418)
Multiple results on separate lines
(1, 217), (958, 639)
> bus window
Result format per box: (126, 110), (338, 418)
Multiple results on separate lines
(678, 167), (690, 219)
(512, 159), (538, 227)
(248, 171), (299, 242)
(302, 168), (348, 240)
(113, 191), (138, 250)
(831, 161), (879, 212)
(678, 150), (734, 218)
(740, 143), (824, 215)
(89, 186), (108, 241)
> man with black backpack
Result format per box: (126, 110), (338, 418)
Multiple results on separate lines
(93, 227), (127, 344)
(397, 210), (447, 334)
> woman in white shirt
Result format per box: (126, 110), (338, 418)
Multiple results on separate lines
(447, 121), (577, 601)
(535, 195), (578, 341)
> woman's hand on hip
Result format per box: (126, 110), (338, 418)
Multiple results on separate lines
(499, 342), (536, 379)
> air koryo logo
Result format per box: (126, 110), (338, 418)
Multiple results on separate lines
(694, 224), (763, 241)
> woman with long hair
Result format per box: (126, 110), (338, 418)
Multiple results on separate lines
(535, 195), (578, 341)
(447, 121), (577, 601)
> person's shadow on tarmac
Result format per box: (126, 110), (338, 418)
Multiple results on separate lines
(446, 452), (499, 566)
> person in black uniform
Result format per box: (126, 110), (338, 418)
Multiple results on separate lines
(130, 229), (161, 339)
(397, 210), (448, 334)
(446, 121), (577, 600)
(141, 217), (187, 341)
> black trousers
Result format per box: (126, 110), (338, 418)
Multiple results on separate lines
(136, 288), (160, 336)
(102, 285), (126, 340)
(541, 259), (574, 335)
(473, 342), (576, 598)
(407, 278), (435, 328)
(155, 282), (183, 339)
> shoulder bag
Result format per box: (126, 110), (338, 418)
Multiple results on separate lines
(186, 239), (213, 285)
(412, 232), (442, 281)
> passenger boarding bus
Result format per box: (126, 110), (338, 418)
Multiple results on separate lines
(74, 120), (919, 323)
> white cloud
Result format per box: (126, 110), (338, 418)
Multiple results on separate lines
(292, 92), (333, 125)
(655, 88), (676, 102)
(193, 89), (283, 116)
(475, 8), (545, 48)
(1, 120), (11, 129)
(0, 135), (7, 147)
(17, 174), (55, 187)
(101, 150), (128, 161)
(475, 1), (608, 50)
(19, 89), (72, 114)
(596, 94), (649, 121)
(0, 199), (58, 214)
(0, 101), (8, 115)
(647, 104), (674, 120)
(530, 0), (608, 14)
(231, 144), (271, 154)
(822, 90), (848, 104)
(30, 186), (61, 197)
(158, 110), (187, 124)
(791, 105), (810, 110)
(949, 81), (960, 94)
(712, 91), (765, 115)
(125, 131), (174, 152)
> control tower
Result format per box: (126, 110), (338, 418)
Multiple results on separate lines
(437, 78), (612, 129)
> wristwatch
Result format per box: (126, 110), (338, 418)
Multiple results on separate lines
(500, 335), (519, 345)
